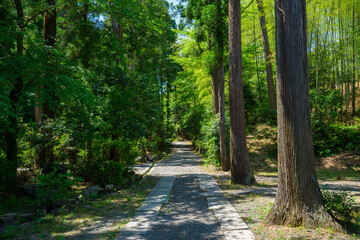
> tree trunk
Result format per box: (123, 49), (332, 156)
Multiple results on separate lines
(80, 2), (90, 68)
(352, 1), (356, 115)
(109, 18), (124, 159)
(266, 0), (342, 230)
(217, 61), (230, 171)
(5, 0), (24, 194)
(228, 0), (255, 184)
(210, 36), (220, 115)
(214, 0), (229, 171)
(166, 81), (170, 133)
(110, 133), (120, 162)
(111, 19), (123, 67)
(174, 85), (179, 139)
(256, 0), (276, 111)
(36, 0), (57, 168)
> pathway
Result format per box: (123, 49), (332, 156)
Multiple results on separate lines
(117, 142), (254, 240)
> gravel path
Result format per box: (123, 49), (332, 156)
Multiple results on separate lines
(117, 142), (253, 240)
(145, 175), (224, 240)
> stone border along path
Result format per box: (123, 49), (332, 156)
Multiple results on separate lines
(197, 174), (254, 240)
(117, 142), (254, 240)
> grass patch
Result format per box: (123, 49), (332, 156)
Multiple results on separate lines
(317, 168), (360, 181)
(0, 176), (160, 240)
(251, 202), (273, 220)
(0, 195), (39, 215)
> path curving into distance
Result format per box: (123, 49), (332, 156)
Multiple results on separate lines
(117, 142), (254, 240)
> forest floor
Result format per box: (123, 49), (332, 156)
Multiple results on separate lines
(203, 124), (360, 240)
(2, 129), (359, 239)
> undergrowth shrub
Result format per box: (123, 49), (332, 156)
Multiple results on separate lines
(310, 89), (343, 122)
(73, 158), (125, 186)
(312, 121), (360, 156)
(200, 116), (220, 166)
(0, 150), (6, 193)
(322, 189), (356, 224)
(35, 164), (82, 203)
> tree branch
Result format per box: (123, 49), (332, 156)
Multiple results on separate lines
(242, 0), (255, 13)
(23, 0), (70, 29)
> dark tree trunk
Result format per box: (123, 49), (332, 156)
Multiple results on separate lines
(36, 0), (57, 168)
(217, 61), (230, 171)
(352, 2), (356, 115)
(174, 85), (179, 138)
(256, 0), (276, 111)
(210, 36), (220, 114)
(109, 133), (120, 162)
(214, 0), (229, 171)
(166, 81), (170, 133)
(211, 70), (220, 114)
(266, 0), (342, 230)
(5, 0), (24, 194)
(80, 2), (90, 68)
(43, 0), (56, 47)
(109, 18), (124, 159)
(111, 19), (123, 67)
(228, 0), (255, 184)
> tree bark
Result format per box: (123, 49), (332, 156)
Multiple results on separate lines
(36, 0), (57, 168)
(109, 133), (120, 162)
(256, 0), (276, 111)
(5, 0), (24, 194)
(228, 0), (255, 184)
(166, 81), (170, 132)
(352, 1), (356, 115)
(109, 18), (124, 159)
(43, 0), (56, 47)
(266, 0), (342, 230)
(217, 61), (230, 171)
(42, 0), (57, 120)
(111, 19), (123, 67)
(214, 0), (229, 171)
(210, 37), (220, 115)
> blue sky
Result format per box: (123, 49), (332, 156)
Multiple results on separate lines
(167, 0), (180, 5)
(166, 0), (182, 25)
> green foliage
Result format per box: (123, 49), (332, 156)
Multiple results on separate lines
(0, 150), (6, 193)
(0, 195), (35, 215)
(181, 105), (205, 140)
(322, 189), (356, 224)
(310, 89), (343, 122)
(312, 121), (360, 156)
(34, 166), (82, 203)
(73, 159), (125, 186)
(0, 225), (17, 239)
(199, 115), (220, 166)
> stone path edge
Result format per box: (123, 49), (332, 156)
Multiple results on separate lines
(116, 176), (176, 239)
(116, 152), (176, 240)
(196, 174), (255, 240)
(133, 150), (175, 180)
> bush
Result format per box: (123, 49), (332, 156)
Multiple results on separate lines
(73, 158), (125, 186)
(0, 150), (6, 193)
(310, 89), (343, 122)
(182, 105), (205, 140)
(111, 139), (138, 165)
(322, 189), (356, 224)
(312, 121), (360, 156)
(34, 165), (82, 203)
(199, 115), (220, 166)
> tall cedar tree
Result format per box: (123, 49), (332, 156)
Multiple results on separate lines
(215, 0), (229, 171)
(228, 0), (255, 184)
(256, 0), (276, 111)
(109, 18), (123, 162)
(36, 0), (57, 168)
(266, 0), (342, 230)
(4, 0), (24, 194)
